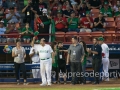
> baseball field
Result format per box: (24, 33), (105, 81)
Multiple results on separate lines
(0, 79), (120, 90)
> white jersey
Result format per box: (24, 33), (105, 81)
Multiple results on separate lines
(101, 43), (109, 58)
(37, 44), (53, 60)
(29, 47), (40, 63)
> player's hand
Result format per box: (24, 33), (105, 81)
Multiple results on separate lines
(81, 59), (84, 63)
(66, 61), (69, 65)
(52, 59), (54, 64)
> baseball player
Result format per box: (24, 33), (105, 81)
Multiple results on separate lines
(98, 37), (109, 81)
(29, 40), (40, 79)
(32, 37), (54, 86)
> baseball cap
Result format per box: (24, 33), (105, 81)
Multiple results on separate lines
(98, 37), (104, 41)
(42, 8), (47, 14)
(104, 2), (108, 5)
(57, 10), (62, 14)
(0, 20), (4, 23)
(71, 11), (75, 14)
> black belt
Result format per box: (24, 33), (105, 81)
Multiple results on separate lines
(41, 58), (50, 60)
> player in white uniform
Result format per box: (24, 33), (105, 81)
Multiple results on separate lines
(29, 41), (40, 79)
(32, 37), (54, 86)
(98, 37), (109, 81)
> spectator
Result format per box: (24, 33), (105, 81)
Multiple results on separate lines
(0, 5), (4, 21)
(50, 0), (60, 11)
(20, 23), (33, 43)
(67, 11), (80, 32)
(93, 13), (106, 32)
(8, 0), (17, 8)
(100, 2), (113, 17)
(62, 0), (71, 11)
(115, 7), (120, 17)
(80, 11), (93, 32)
(0, 20), (6, 43)
(89, 0), (101, 9)
(72, 4), (79, 16)
(36, 0), (47, 16)
(78, 2), (90, 17)
(113, 0), (120, 13)
(22, 0), (37, 30)
(5, 22), (19, 43)
(54, 11), (67, 32)
(51, 4), (63, 18)
(63, 5), (73, 18)
(6, 7), (21, 23)
(2, 0), (8, 9)
(34, 9), (51, 42)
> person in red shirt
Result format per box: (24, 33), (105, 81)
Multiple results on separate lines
(80, 11), (93, 32)
(54, 11), (67, 32)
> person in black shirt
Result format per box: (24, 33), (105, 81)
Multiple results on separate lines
(35, 8), (51, 42)
(78, 2), (90, 17)
(22, 0), (37, 30)
(88, 38), (102, 84)
(89, 0), (101, 9)
(58, 42), (68, 84)
(36, 0), (47, 16)
(63, 5), (73, 18)
(93, 13), (106, 32)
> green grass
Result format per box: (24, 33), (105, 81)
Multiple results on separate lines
(0, 88), (120, 90)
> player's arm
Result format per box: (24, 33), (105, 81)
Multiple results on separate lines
(29, 48), (35, 58)
(67, 46), (71, 64)
(81, 45), (85, 62)
(23, 48), (26, 59)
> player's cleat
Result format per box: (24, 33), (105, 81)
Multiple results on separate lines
(40, 83), (47, 86)
(47, 82), (52, 86)
(64, 81), (67, 85)
(92, 82), (99, 85)
(23, 82), (29, 85)
(17, 82), (20, 85)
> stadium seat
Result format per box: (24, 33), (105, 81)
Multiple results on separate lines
(55, 32), (65, 42)
(91, 31), (103, 40)
(65, 32), (78, 42)
(90, 9), (100, 19)
(116, 21), (120, 31)
(105, 21), (116, 31)
(79, 32), (91, 43)
(103, 31), (115, 43)
(105, 17), (114, 22)
(115, 31), (120, 42)
(115, 16), (120, 23)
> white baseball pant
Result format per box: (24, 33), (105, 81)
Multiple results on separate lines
(40, 58), (52, 84)
(102, 58), (109, 81)
(32, 62), (41, 78)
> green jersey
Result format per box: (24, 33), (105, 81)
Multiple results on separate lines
(21, 27), (33, 39)
(52, 49), (58, 68)
(115, 11), (120, 16)
(82, 52), (88, 66)
(100, 7), (113, 17)
(68, 17), (79, 29)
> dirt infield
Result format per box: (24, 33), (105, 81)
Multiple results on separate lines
(0, 79), (119, 89)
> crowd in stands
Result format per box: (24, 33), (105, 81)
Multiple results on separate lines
(0, 0), (120, 43)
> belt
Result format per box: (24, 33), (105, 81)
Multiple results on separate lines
(40, 58), (50, 60)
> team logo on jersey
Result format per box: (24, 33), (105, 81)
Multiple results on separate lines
(3, 45), (12, 53)
(110, 61), (118, 67)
